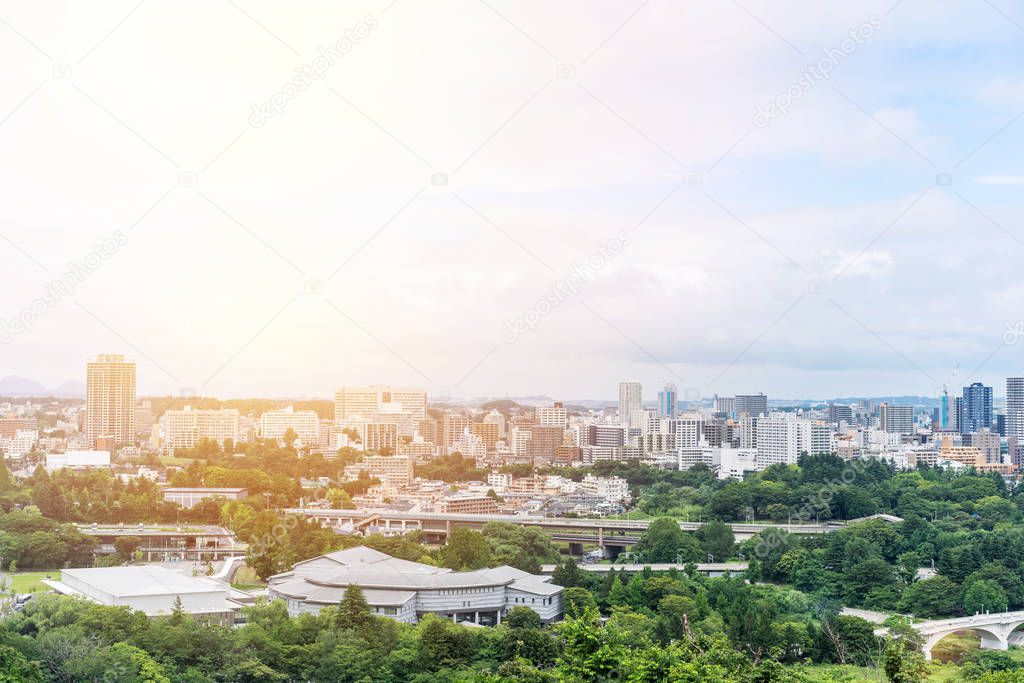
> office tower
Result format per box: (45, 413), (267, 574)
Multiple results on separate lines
(878, 402), (914, 435)
(714, 395), (736, 418)
(536, 403), (567, 427)
(735, 393), (768, 417)
(658, 383), (677, 419)
(996, 413), (1006, 437)
(258, 406), (319, 443)
(953, 397), (963, 432)
(86, 354), (136, 448)
(618, 382), (642, 427)
(162, 406), (240, 454)
(961, 382), (993, 433)
(827, 403), (853, 425)
(1007, 378), (1024, 464)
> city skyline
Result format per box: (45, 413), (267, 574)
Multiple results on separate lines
(6, 363), (1024, 405)
(3, 3), (1024, 399)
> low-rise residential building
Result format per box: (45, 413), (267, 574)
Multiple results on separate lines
(0, 428), (37, 458)
(579, 474), (630, 504)
(162, 487), (249, 509)
(45, 450), (111, 472)
(440, 495), (499, 515)
(343, 456), (414, 488)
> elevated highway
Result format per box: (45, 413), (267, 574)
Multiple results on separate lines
(286, 508), (840, 547)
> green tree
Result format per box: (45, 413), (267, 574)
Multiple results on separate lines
(337, 583), (371, 630)
(882, 637), (928, 683)
(695, 520), (735, 561)
(0, 645), (43, 683)
(552, 558), (583, 588)
(963, 579), (1009, 614)
(899, 576), (960, 617)
(634, 518), (700, 563)
(440, 528), (493, 570)
(114, 535), (141, 563)
(505, 606), (542, 630)
(843, 558), (896, 606)
(563, 587), (597, 616)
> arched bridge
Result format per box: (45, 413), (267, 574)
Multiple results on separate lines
(915, 611), (1024, 660)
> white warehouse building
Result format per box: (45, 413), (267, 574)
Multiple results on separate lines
(268, 546), (563, 625)
(44, 566), (240, 624)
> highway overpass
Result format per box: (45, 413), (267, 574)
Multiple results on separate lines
(540, 562), (749, 577)
(285, 508), (841, 548)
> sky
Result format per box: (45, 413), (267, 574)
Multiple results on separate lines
(1, 0), (1024, 401)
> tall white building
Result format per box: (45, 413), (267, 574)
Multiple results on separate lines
(86, 354), (136, 447)
(259, 406), (319, 443)
(672, 418), (705, 449)
(618, 382), (642, 427)
(1008, 378), (1024, 465)
(756, 413), (830, 466)
(162, 406), (239, 454)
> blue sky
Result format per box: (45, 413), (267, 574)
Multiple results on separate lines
(0, 0), (1023, 401)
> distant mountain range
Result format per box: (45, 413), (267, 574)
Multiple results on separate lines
(0, 376), (85, 398)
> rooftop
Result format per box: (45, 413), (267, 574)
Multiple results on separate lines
(270, 546), (561, 603)
(59, 566), (225, 597)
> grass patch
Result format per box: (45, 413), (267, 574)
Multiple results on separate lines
(6, 571), (57, 594)
(160, 456), (197, 467)
(796, 662), (962, 682)
(231, 584), (265, 591)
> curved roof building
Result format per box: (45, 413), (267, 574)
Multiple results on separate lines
(268, 546), (562, 625)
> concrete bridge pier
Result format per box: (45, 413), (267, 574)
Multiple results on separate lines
(979, 634), (1010, 652)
